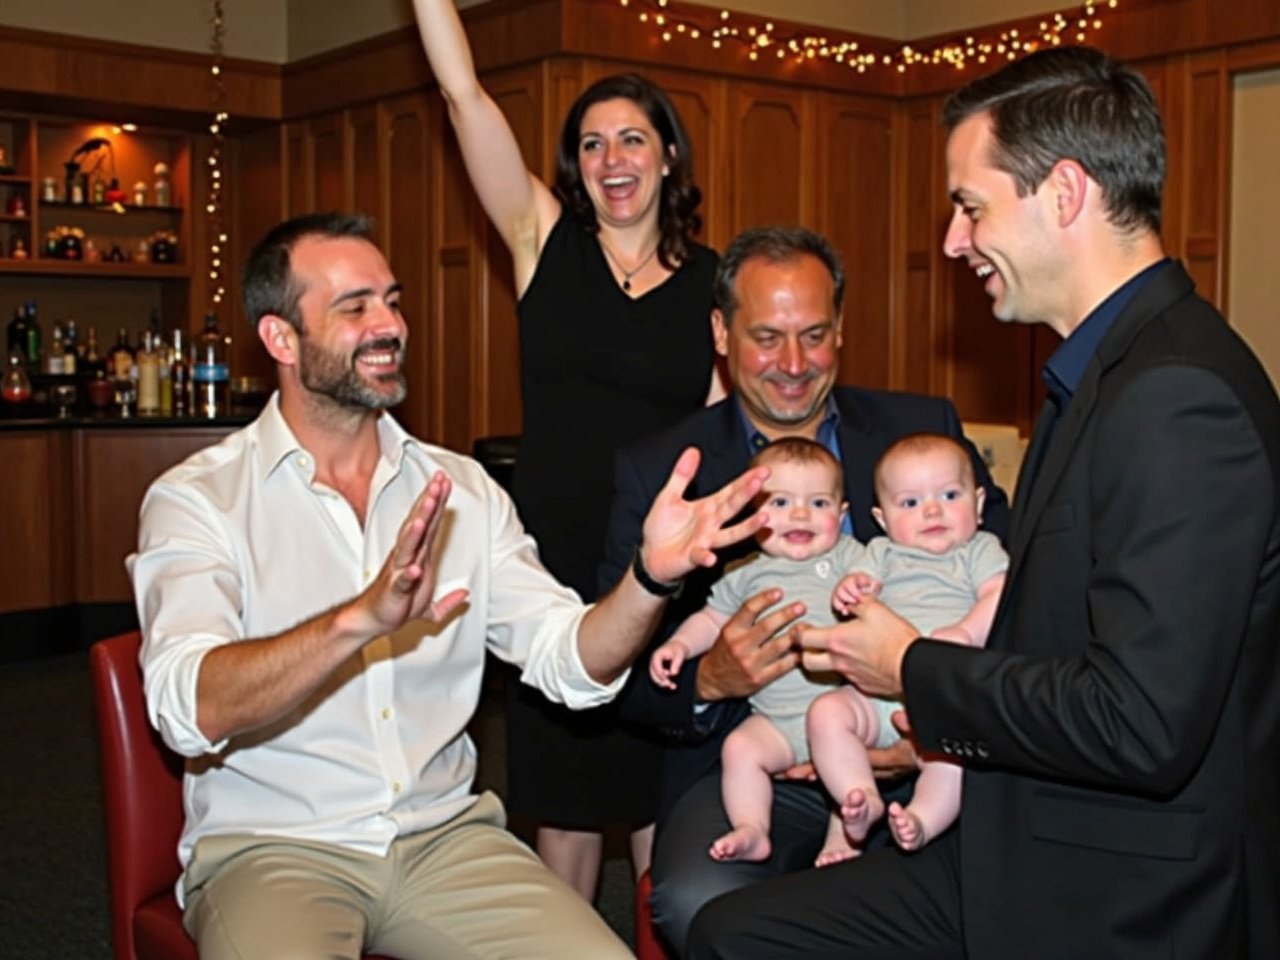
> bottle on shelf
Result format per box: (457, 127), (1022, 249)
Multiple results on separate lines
(153, 162), (171, 207)
(2, 349), (32, 404)
(23, 302), (41, 369)
(7, 305), (28, 357)
(108, 327), (134, 382)
(170, 328), (188, 417)
(46, 323), (66, 375)
(137, 331), (160, 416)
(192, 313), (229, 419)
(83, 326), (103, 379)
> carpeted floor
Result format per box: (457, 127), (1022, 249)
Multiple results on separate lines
(0, 652), (637, 959)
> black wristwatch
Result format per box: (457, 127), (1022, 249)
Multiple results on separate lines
(631, 547), (682, 598)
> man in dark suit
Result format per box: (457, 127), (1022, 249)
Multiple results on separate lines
(688, 46), (1280, 960)
(598, 225), (1010, 954)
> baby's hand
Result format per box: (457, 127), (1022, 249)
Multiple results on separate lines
(833, 572), (881, 616)
(649, 644), (687, 689)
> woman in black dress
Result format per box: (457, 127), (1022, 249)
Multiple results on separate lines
(414, 0), (721, 902)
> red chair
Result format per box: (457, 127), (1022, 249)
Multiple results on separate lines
(90, 630), (392, 960)
(635, 868), (675, 960)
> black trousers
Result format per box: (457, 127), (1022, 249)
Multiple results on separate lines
(686, 827), (965, 960)
(651, 770), (919, 958)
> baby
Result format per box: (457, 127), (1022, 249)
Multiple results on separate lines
(650, 437), (861, 864)
(808, 432), (1007, 863)
(650, 434), (1006, 866)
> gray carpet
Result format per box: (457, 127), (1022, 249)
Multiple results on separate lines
(0, 653), (636, 958)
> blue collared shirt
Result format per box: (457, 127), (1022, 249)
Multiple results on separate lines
(733, 394), (853, 535)
(1042, 258), (1169, 407)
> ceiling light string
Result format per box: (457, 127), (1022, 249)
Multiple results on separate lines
(617, 0), (1118, 73)
(207, 0), (229, 309)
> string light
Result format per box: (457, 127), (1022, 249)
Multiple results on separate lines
(207, 0), (228, 308)
(618, 0), (1118, 73)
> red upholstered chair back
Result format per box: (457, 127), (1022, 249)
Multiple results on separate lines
(90, 630), (192, 960)
(90, 630), (394, 960)
(635, 868), (675, 960)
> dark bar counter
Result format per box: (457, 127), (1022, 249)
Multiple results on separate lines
(1, 399), (263, 660)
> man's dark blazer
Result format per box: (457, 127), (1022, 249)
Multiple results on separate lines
(599, 385), (1010, 820)
(904, 261), (1280, 957)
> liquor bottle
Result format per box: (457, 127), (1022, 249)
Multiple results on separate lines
(83, 326), (103, 379)
(6, 306), (28, 356)
(170, 328), (188, 417)
(157, 334), (173, 415)
(46, 323), (66, 375)
(23, 302), (41, 368)
(192, 313), (229, 418)
(137, 331), (160, 416)
(108, 327), (135, 382)
(63, 318), (80, 364)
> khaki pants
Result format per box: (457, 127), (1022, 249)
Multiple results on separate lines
(183, 792), (632, 960)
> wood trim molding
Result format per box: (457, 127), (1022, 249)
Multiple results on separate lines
(0, 23), (280, 125)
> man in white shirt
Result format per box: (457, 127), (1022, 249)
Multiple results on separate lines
(128, 212), (766, 960)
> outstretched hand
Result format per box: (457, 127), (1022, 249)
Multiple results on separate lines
(797, 596), (918, 699)
(639, 447), (769, 584)
(350, 471), (470, 637)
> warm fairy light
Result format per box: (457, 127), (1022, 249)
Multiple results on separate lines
(618, 1), (1117, 72)
(207, 0), (228, 308)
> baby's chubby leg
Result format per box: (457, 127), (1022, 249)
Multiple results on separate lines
(711, 715), (797, 863)
(889, 759), (962, 852)
(806, 688), (885, 865)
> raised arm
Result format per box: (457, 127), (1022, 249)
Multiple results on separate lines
(412, 0), (560, 289)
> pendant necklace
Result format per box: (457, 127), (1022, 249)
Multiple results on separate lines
(599, 237), (660, 293)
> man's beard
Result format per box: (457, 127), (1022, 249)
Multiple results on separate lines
(298, 335), (407, 411)
(757, 371), (822, 424)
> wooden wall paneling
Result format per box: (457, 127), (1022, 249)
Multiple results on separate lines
(1181, 50), (1229, 308)
(348, 106), (384, 229)
(727, 81), (813, 233)
(815, 91), (894, 390)
(72, 427), (235, 604)
(381, 93), (434, 444)
(285, 121), (311, 217)
(0, 431), (69, 615)
(1132, 58), (1183, 259)
(470, 62), (548, 444)
(309, 112), (347, 213)
(898, 99), (942, 398)
(227, 124), (286, 383)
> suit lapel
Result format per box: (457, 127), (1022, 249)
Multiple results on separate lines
(834, 393), (882, 540)
(697, 400), (753, 501)
(993, 260), (1197, 636)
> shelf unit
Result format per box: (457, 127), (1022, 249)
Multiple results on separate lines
(0, 112), (194, 350)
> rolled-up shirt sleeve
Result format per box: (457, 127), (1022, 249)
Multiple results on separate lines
(129, 478), (243, 758)
(478, 470), (626, 709)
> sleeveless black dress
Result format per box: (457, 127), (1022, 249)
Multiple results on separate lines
(505, 212), (717, 826)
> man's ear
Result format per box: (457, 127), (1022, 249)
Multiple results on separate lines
(711, 308), (730, 358)
(871, 505), (886, 531)
(258, 314), (298, 367)
(1049, 158), (1088, 227)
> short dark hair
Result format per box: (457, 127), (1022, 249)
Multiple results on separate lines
(554, 73), (702, 269)
(713, 225), (845, 325)
(942, 45), (1164, 235)
(873, 433), (974, 503)
(241, 213), (376, 331)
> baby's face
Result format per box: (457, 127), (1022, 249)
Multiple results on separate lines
(755, 460), (845, 560)
(872, 446), (983, 554)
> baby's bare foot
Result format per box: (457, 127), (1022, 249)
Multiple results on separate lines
(887, 801), (928, 851)
(840, 787), (884, 843)
(709, 825), (772, 862)
(814, 815), (860, 867)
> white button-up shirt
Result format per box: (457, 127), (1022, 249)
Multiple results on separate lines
(129, 396), (622, 893)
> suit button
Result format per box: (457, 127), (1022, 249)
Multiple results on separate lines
(940, 737), (954, 755)
(975, 741), (990, 759)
